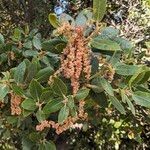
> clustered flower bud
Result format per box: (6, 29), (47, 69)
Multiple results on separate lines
(10, 93), (22, 115)
(52, 23), (91, 95)
(36, 100), (87, 134)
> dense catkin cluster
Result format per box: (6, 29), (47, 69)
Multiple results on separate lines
(10, 93), (22, 115)
(54, 23), (91, 94)
(36, 100), (87, 134)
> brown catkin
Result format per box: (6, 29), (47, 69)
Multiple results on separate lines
(52, 23), (91, 95)
(10, 93), (22, 115)
(36, 100), (87, 134)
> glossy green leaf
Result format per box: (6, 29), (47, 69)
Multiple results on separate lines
(93, 0), (107, 21)
(13, 28), (21, 41)
(109, 96), (126, 114)
(29, 80), (43, 101)
(75, 88), (90, 100)
(52, 77), (67, 96)
(43, 99), (63, 114)
(35, 67), (54, 82)
(14, 61), (26, 84)
(48, 13), (60, 28)
(132, 91), (150, 108)
(21, 99), (37, 111)
(58, 105), (69, 124)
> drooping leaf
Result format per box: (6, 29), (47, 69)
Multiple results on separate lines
(21, 99), (37, 111)
(29, 80), (43, 101)
(58, 105), (69, 124)
(120, 90), (135, 115)
(109, 96), (126, 114)
(14, 61), (26, 84)
(99, 78), (114, 96)
(93, 0), (107, 21)
(132, 91), (150, 108)
(43, 99), (63, 114)
(48, 13), (60, 28)
(35, 67), (54, 82)
(75, 88), (90, 101)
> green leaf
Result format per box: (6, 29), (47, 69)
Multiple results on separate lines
(23, 41), (32, 49)
(42, 38), (67, 54)
(38, 141), (56, 150)
(21, 99), (37, 111)
(40, 90), (53, 103)
(109, 96), (126, 114)
(100, 78), (114, 96)
(101, 27), (119, 39)
(75, 88), (90, 101)
(29, 80), (43, 101)
(36, 110), (46, 122)
(91, 39), (121, 54)
(75, 9), (92, 27)
(58, 105), (69, 124)
(13, 28), (21, 41)
(114, 37), (133, 53)
(120, 90), (135, 115)
(11, 84), (24, 96)
(52, 77), (67, 96)
(126, 96), (135, 115)
(0, 84), (9, 101)
(132, 91), (150, 108)
(35, 67), (54, 82)
(93, 0), (107, 21)
(0, 33), (4, 44)
(48, 13), (60, 28)
(24, 61), (38, 83)
(14, 61), (26, 84)
(91, 77), (104, 93)
(23, 50), (38, 57)
(115, 63), (139, 76)
(67, 95), (75, 109)
(91, 91), (108, 107)
(43, 99), (63, 114)
(59, 13), (75, 26)
(33, 33), (42, 50)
